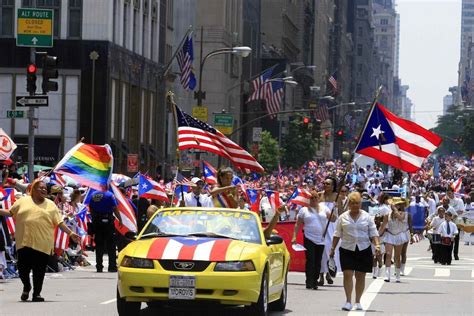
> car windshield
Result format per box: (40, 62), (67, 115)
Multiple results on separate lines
(141, 209), (262, 244)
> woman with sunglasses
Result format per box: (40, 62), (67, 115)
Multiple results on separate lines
(318, 176), (339, 286)
(292, 190), (336, 290)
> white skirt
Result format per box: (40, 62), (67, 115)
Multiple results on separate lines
(383, 231), (410, 245)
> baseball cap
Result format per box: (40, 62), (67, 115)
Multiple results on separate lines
(191, 177), (204, 184)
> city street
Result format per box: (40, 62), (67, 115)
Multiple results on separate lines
(1, 242), (473, 316)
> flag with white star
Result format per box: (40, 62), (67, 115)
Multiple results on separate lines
(355, 103), (442, 173)
(139, 174), (170, 202)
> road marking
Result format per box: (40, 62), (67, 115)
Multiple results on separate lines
(347, 279), (384, 316)
(405, 277), (473, 283)
(403, 267), (413, 276)
(100, 298), (116, 305)
(434, 268), (450, 277)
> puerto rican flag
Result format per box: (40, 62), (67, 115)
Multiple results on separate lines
(246, 188), (260, 212)
(110, 183), (137, 236)
(54, 227), (69, 255)
(76, 205), (91, 248)
(355, 103), (442, 173)
(139, 174), (169, 202)
(266, 190), (282, 211)
(202, 160), (217, 185)
(146, 237), (233, 261)
(451, 177), (463, 193)
(0, 188), (16, 236)
(287, 187), (311, 207)
(50, 172), (67, 187)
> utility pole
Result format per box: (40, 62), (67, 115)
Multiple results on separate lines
(28, 48), (36, 182)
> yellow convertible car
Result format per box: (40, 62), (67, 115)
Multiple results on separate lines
(117, 207), (290, 315)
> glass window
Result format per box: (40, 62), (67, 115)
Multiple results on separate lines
(123, 3), (129, 47)
(357, 44), (363, 56)
(0, 0), (14, 37)
(68, 0), (82, 38)
(356, 84), (362, 97)
(381, 18), (388, 25)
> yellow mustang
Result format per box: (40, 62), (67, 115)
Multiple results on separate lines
(117, 207), (290, 315)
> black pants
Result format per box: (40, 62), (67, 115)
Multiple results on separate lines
(439, 243), (453, 265)
(17, 247), (49, 296)
(94, 222), (117, 271)
(453, 233), (460, 257)
(304, 237), (325, 288)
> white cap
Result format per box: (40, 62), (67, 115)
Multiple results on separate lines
(191, 177), (204, 184)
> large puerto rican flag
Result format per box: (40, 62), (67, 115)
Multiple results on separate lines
(139, 174), (169, 202)
(287, 188), (311, 207)
(355, 103), (442, 173)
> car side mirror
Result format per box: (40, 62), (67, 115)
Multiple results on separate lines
(266, 234), (283, 245)
(125, 231), (137, 240)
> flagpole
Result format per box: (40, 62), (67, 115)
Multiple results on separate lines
(322, 85), (384, 238)
(166, 91), (186, 206)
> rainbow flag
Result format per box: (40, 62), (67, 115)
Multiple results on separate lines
(54, 143), (113, 191)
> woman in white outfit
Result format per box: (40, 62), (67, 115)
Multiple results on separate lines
(378, 198), (410, 282)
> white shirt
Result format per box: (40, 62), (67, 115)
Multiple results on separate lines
(183, 192), (214, 207)
(430, 216), (445, 233)
(437, 221), (458, 238)
(426, 198), (437, 217)
(378, 204), (391, 216)
(448, 197), (465, 215)
(334, 210), (379, 251)
(297, 204), (331, 245)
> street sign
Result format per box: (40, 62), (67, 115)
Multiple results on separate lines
(214, 114), (233, 135)
(6, 110), (25, 118)
(192, 106), (208, 122)
(16, 8), (54, 48)
(16, 96), (49, 107)
(252, 127), (263, 142)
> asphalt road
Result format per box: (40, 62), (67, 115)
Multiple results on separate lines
(1, 241), (473, 316)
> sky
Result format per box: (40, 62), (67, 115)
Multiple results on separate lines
(397, 0), (461, 129)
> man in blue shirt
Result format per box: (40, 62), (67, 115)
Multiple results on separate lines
(89, 190), (122, 272)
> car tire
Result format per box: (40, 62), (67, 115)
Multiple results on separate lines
(270, 272), (287, 311)
(116, 288), (141, 316)
(249, 269), (269, 316)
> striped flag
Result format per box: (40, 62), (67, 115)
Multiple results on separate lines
(202, 160), (217, 185)
(76, 205), (91, 248)
(54, 227), (69, 255)
(176, 34), (196, 91)
(110, 183), (138, 236)
(247, 67), (274, 103)
(175, 104), (264, 173)
(138, 174), (169, 202)
(6, 217), (15, 237)
(266, 190), (282, 210)
(328, 71), (338, 95)
(0, 188), (16, 236)
(451, 177), (463, 193)
(50, 172), (67, 187)
(247, 66), (283, 118)
(315, 104), (329, 122)
(287, 188), (311, 207)
(355, 103), (442, 173)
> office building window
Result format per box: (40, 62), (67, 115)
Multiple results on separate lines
(113, 0), (118, 43)
(151, 0), (158, 61)
(23, 0), (61, 38)
(0, 0), (14, 36)
(356, 84), (362, 97)
(357, 44), (363, 56)
(142, 3), (148, 56)
(380, 18), (388, 25)
(166, 0), (173, 29)
(123, 2), (129, 48)
(357, 63), (362, 73)
(381, 27), (387, 33)
(133, 5), (139, 52)
(358, 27), (363, 37)
(68, 0), (81, 38)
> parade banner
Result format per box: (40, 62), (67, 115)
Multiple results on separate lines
(263, 221), (305, 272)
(0, 128), (17, 160)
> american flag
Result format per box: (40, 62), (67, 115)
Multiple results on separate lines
(176, 35), (196, 91)
(315, 103), (329, 122)
(328, 71), (338, 95)
(247, 66), (283, 118)
(175, 104), (264, 173)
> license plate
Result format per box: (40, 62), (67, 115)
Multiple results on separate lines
(169, 275), (196, 300)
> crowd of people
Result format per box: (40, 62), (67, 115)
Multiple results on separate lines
(0, 154), (472, 309)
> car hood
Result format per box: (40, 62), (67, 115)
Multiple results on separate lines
(124, 236), (262, 261)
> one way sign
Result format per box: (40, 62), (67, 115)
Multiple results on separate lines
(16, 96), (49, 107)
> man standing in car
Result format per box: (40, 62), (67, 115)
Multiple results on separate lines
(89, 190), (122, 272)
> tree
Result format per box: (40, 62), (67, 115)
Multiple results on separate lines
(431, 106), (472, 156)
(282, 114), (318, 168)
(256, 131), (282, 172)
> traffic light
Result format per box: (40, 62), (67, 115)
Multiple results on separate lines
(26, 63), (37, 95)
(303, 117), (310, 125)
(42, 55), (58, 94)
(324, 131), (331, 140)
(335, 129), (344, 141)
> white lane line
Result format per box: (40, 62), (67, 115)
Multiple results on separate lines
(434, 268), (450, 277)
(403, 267), (413, 276)
(100, 298), (117, 305)
(347, 279), (384, 316)
(404, 277), (473, 283)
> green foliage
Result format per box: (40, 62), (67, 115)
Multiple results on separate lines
(432, 106), (473, 156)
(257, 131), (282, 171)
(282, 115), (318, 168)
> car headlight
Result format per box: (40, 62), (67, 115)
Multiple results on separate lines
(214, 260), (256, 271)
(120, 256), (155, 269)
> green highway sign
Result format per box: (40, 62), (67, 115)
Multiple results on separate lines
(16, 8), (53, 48)
(214, 114), (233, 135)
(7, 110), (25, 118)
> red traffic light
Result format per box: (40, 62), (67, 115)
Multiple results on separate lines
(337, 130), (344, 136)
(27, 64), (37, 74)
(324, 131), (331, 139)
(303, 117), (310, 124)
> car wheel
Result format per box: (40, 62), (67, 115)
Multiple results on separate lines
(249, 269), (269, 316)
(270, 272), (287, 311)
(116, 288), (141, 316)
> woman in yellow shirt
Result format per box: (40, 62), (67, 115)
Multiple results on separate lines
(0, 180), (80, 302)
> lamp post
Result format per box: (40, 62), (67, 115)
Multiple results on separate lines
(89, 50), (99, 143)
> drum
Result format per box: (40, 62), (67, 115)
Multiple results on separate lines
(441, 237), (452, 246)
(431, 233), (441, 244)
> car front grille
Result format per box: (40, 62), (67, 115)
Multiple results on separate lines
(158, 260), (211, 272)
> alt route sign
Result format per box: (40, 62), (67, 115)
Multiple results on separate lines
(16, 8), (54, 48)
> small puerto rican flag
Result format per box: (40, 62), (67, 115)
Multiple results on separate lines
(54, 227), (69, 255)
(287, 187), (311, 207)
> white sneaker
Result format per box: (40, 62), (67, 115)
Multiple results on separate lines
(354, 303), (364, 311)
(373, 266), (379, 279)
(395, 268), (401, 283)
(385, 267), (391, 282)
(342, 302), (353, 311)
(400, 264), (405, 276)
